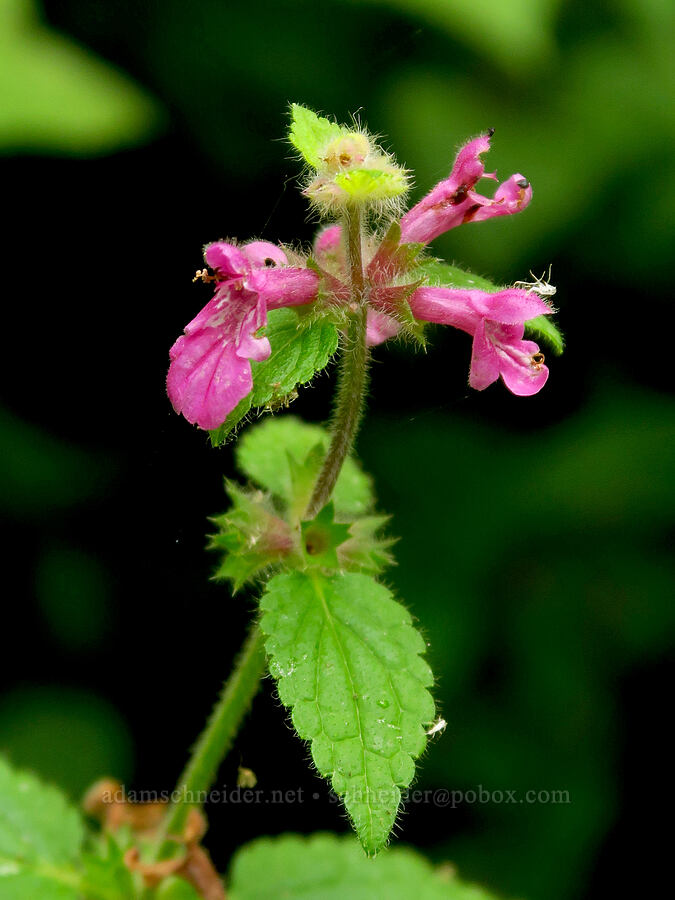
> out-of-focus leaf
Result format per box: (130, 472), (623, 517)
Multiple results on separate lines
(0, 406), (109, 517)
(0, 0), (163, 153)
(347, 0), (562, 75)
(0, 688), (133, 800)
(236, 417), (373, 518)
(229, 833), (498, 899)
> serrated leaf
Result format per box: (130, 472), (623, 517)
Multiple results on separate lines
(525, 314), (565, 355)
(260, 572), (435, 854)
(289, 104), (345, 168)
(334, 168), (407, 200)
(236, 418), (373, 518)
(209, 482), (294, 590)
(415, 260), (502, 293)
(250, 309), (339, 406)
(229, 833), (499, 900)
(209, 309), (338, 446)
(209, 396), (253, 447)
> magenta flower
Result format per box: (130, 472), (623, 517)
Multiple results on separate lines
(167, 241), (319, 429)
(169, 126), (551, 431)
(407, 287), (551, 395)
(399, 132), (532, 245)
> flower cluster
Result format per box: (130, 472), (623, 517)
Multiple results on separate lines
(168, 125), (553, 431)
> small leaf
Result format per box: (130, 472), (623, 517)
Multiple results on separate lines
(525, 314), (565, 355)
(228, 833), (499, 900)
(301, 503), (352, 568)
(209, 482), (294, 590)
(209, 309), (338, 446)
(236, 418), (373, 518)
(260, 572), (435, 854)
(289, 104), (345, 168)
(415, 259), (502, 293)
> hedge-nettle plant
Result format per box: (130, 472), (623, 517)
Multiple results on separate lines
(0, 106), (562, 900)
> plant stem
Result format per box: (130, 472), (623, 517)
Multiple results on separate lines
(150, 209), (369, 870)
(305, 207), (370, 519)
(151, 621), (266, 859)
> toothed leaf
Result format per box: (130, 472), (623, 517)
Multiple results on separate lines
(260, 572), (435, 855)
(210, 309), (338, 446)
(289, 104), (345, 168)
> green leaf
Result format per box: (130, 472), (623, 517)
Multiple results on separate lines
(209, 309), (339, 446)
(301, 503), (352, 568)
(289, 104), (345, 168)
(260, 572), (435, 854)
(229, 833), (499, 899)
(250, 310), (339, 407)
(0, 756), (84, 871)
(0, 0), (163, 154)
(236, 418), (373, 518)
(0, 757), (133, 900)
(334, 168), (408, 201)
(209, 482), (294, 590)
(209, 396), (253, 448)
(524, 314), (565, 355)
(415, 261), (564, 355)
(415, 259), (502, 293)
(156, 876), (203, 899)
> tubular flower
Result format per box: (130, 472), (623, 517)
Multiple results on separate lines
(407, 287), (551, 395)
(169, 117), (554, 432)
(399, 132), (532, 245)
(167, 241), (319, 429)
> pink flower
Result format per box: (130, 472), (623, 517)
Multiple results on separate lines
(399, 131), (532, 245)
(167, 241), (319, 429)
(408, 287), (551, 395)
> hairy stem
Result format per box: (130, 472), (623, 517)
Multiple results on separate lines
(305, 208), (370, 518)
(151, 621), (266, 859)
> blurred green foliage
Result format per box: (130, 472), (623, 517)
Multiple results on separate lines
(1, 0), (673, 898)
(0, 687), (133, 800)
(0, 0), (163, 153)
(360, 383), (675, 898)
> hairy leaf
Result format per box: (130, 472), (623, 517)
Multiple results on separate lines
(229, 833), (498, 899)
(524, 314), (565, 355)
(210, 309), (338, 446)
(415, 259), (502, 292)
(260, 573), (435, 854)
(236, 417), (373, 518)
(289, 104), (345, 168)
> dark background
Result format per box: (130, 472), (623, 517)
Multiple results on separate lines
(1, 1), (673, 897)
